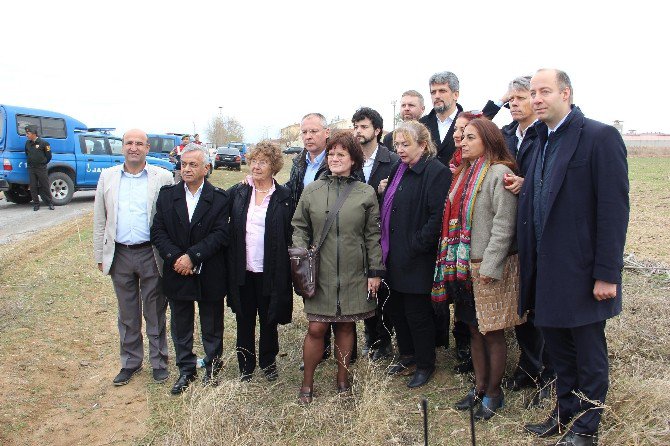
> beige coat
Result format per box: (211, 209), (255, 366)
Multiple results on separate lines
(469, 163), (518, 280)
(93, 163), (174, 275)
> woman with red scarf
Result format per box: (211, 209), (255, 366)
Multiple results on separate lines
(432, 118), (524, 420)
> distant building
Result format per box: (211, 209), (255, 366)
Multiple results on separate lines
(279, 123), (302, 148)
(623, 131), (670, 149)
(329, 117), (353, 131)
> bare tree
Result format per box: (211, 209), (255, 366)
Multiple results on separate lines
(206, 115), (245, 147)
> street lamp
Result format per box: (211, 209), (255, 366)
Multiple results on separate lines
(392, 100), (397, 130)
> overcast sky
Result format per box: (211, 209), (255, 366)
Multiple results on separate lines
(2, 0), (665, 142)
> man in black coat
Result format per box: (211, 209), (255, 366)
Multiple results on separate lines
(24, 125), (55, 210)
(519, 69), (629, 446)
(484, 76), (555, 402)
(352, 107), (400, 361)
(150, 144), (231, 394)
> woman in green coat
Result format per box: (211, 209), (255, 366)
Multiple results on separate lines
(292, 131), (385, 404)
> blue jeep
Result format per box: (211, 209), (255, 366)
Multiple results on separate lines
(0, 105), (174, 205)
(147, 133), (186, 162)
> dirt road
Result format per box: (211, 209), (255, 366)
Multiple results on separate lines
(0, 191), (95, 244)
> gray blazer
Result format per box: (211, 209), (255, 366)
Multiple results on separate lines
(93, 163), (174, 275)
(469, 163), (517, 279)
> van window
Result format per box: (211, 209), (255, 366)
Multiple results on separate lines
(16, 114), (67, 139)
(162, 137), (176, 153)
(148, 136), (161, 153)
(80, 136), (109, 155)
(109, 138), (123, 156)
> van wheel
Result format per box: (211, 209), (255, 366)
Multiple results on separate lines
(4, 185), (32, 204)
(49, 172), (75, 205)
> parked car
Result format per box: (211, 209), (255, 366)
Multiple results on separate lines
(0, 105), (174, 205)
(283, 146), (303, 155)
(214, 147), (241, 170)
(227, 142), (247, 164)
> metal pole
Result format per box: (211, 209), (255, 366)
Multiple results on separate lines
(392, 100), (397, 130)
(422, 398), (428, 446)
(469, 399), (476, 445)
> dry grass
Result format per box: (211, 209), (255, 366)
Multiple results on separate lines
(0, 156), (668, 445)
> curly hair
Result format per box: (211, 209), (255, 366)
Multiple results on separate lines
(246, 140), (284, 175)
(325, 130), (365, 172)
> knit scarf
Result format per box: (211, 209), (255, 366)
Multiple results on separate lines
(431, 157), (490, 310)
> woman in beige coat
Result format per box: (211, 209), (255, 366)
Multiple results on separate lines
(292, 132), (384, 404)
(432, 118), (521, 420)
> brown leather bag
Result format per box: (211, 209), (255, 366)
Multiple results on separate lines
(289, 181), (355, 299)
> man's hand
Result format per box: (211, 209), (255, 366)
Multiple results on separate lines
(378, 178), (388, 194)
(503, 173), (524, 195)
(174, 254), (195, 275)
(479, 274), (495, 285)
(593, 280), (617, 301)
(97, 263), (103, 272)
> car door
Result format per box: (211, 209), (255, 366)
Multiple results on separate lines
(79, 135), (111, 185)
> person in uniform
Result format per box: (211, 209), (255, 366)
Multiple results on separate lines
(24, 125), (54, 211)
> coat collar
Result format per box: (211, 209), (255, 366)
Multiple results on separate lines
(173, 180), (214, 228)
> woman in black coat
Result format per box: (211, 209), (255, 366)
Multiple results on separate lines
(227, 141), (293, 382)
(380, 120), (450, 389)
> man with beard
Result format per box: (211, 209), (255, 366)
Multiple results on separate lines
(352, 107), (399, 361)
(382, 90), (426, 150)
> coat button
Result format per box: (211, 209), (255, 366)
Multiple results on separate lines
(391, 228), (395, 233)
(196, 253), (201, 257)
(167, 253), (172, 258)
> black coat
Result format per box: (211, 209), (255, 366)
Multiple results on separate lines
(150, 181), (231, 301)
(501, 120), (538, 177)
(226, 182), (293, 325)
(384, 155), (450, 294)
(352, 144), (400, 206)
(285, 149), (328, 213)
(517, 107), (629, 328)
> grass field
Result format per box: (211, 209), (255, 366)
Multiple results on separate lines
(0, 156), (668, 445)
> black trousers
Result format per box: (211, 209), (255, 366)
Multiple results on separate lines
(236, 271), (279, 374)
(363, 284), (393, 348)
(169, 298), (224, 375)
(434, 304), (470, 351)
(28, 165), (52, 204)
(388, 289), (435, 370)
(514, 310), (555, 381)
(542, 320), (608, 434)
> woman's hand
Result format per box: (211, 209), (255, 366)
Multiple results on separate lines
(368, 277), (381, 299)
(378, 178), (388, 194)
(479, 274), (495, 285)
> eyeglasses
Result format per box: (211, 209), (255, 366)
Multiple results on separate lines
(250, 159), (269, 167)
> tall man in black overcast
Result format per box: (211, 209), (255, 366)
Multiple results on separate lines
(518, 69), (629, 446)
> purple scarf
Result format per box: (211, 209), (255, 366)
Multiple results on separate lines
(380, 162), (408, 264)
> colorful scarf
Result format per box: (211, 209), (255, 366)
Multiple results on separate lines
(431, 157), (490, 308)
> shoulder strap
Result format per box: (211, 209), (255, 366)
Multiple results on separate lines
(314, 180), (356, 252)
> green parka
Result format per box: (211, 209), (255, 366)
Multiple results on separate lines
(291, 175), (385, 317)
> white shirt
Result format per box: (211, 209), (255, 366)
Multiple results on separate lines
(437, 109), (458, 143)
(184, 181), (204, 222)
(515, 119), (538, 151)
(362, 146), (378, 183)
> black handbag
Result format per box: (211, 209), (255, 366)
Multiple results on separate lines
(289, 181), (355, 298)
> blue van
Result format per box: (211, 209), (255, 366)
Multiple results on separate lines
(147, 133), (186, 162)
(0, 105), (174, 205)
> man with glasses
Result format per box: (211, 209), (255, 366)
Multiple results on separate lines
(93, 129), (174, 386)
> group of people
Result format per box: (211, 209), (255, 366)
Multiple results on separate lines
(92, 67), (629, 446)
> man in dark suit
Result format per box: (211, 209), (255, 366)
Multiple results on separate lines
(519, 69), (629, 446)
(382, 90), (426, 151)
(352, 107), (400, 361)
(150, 144), (231, 394)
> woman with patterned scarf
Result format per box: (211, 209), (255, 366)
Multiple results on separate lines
(432, 118), (524, 420)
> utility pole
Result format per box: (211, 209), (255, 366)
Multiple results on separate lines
(392, 100), (397, 130)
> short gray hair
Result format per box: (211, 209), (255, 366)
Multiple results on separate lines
(428, 71), (459, 92)
(301, 113), (327, 128)
(181, 143), (210, 165)
(508, 75), (531, 92)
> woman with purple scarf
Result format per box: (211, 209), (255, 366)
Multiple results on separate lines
(380, 120), (450, 389)
(432, 118), (523, 420)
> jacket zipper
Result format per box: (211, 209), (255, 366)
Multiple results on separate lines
(336, 178), (341, 316)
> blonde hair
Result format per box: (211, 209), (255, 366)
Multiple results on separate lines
(246, 140), (284, 175)
(393, 120), (436, 158)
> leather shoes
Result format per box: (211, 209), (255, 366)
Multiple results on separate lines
(555, 430), (597, 445)
(48, 203), (55, 210)
(454, 387), (484, 411)
(371, 342), (392, 362)
(526, 380), (555, 409)
(171, 373), (197, 395)
(407, 367), (434, 388)
(525, 413), (567, 438)
(263, 364), (278, 382)
(453, 358), (474, 374)
(387, 357), (416, 376)
(473, 391), (504, 420)
(504, 372), (537, 391)
(152, 368), (169, 383)
(33, 203), (40, 211)
(113, 365), (143, 386)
